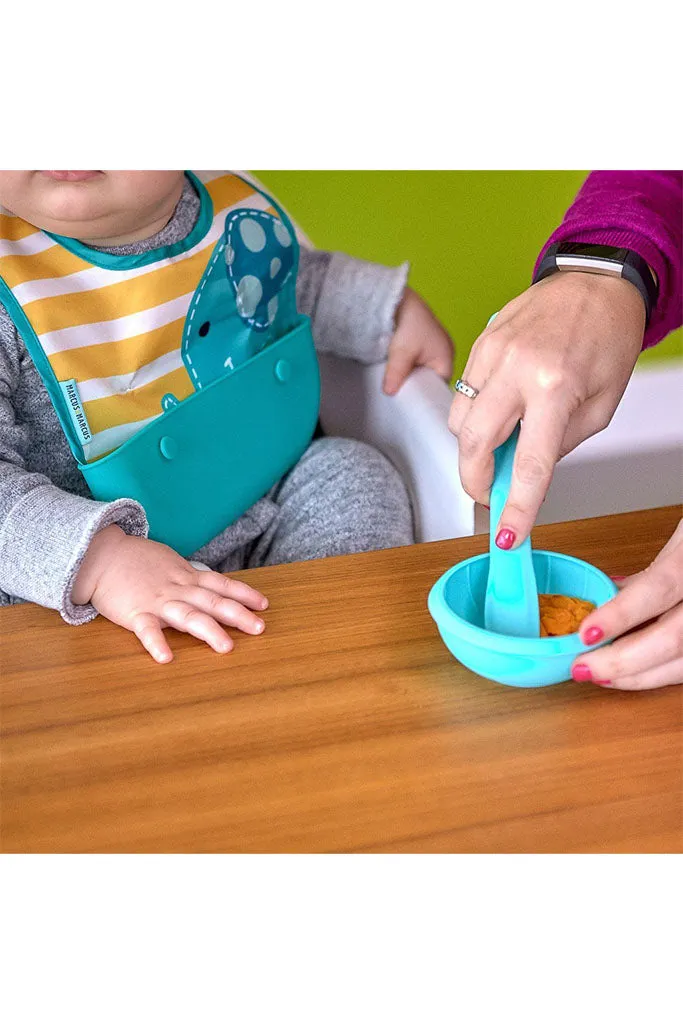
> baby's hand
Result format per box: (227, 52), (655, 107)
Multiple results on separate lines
(72, 525), (268, 663)
(383, 287), (454, 395)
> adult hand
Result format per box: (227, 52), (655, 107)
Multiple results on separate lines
(571, 519), (683, 689)
(72, 525), (269, 663)
(448, 272), (646, 548)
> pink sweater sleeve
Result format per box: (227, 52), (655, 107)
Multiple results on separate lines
(534, 171), (683, 349)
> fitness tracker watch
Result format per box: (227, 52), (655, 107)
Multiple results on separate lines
(533, 243), (658, 325)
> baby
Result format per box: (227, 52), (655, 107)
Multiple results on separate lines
(0, 170), (453, 662)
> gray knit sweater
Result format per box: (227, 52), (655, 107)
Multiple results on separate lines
(0, 176), (408, 623)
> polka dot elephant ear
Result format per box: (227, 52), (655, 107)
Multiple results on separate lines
(178, 209), (299, 396)
(226, 210), (297, 332)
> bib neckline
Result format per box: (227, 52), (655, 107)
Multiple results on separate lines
(43, 171), (213, 270)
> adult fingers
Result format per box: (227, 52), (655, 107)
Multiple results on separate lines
(606, 655), (683, 690)
(161, 600), (234, 654)
(496, 398), (572, 546)
(573, 603), (683, 684)
(450, 380), (521, 506)
(197, 571), (268, 611)
(578, 544), (683, 648)
(131, 612), (173, 664)
(446, 319), (503, 436)
(180, 587), (266, 636)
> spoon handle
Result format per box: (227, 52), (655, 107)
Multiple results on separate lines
(486, 425), (541, 637)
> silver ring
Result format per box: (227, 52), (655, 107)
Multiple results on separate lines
(454, 378), (479, 400)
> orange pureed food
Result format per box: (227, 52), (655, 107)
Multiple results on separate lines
(538, 594), (595, 637)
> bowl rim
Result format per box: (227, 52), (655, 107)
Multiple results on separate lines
(427, 549), (618, 655)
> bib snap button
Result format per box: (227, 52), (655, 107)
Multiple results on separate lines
(274, 359), (291, 383)
(160, 436), (178, 460)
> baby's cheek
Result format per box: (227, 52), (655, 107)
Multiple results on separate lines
(0, 171), (35, 215)
(111, 171), (185, 205)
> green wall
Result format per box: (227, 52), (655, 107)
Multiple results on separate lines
(255, 171), (682, 378)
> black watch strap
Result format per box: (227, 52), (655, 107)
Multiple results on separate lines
(533, 243), (658, 325)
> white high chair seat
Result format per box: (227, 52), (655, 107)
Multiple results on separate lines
(319, 355), (682, 543)
(318, 354), (476, 543)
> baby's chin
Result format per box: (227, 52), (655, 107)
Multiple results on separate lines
(28, 171), (124, 237)
(0, 169), (184, 244)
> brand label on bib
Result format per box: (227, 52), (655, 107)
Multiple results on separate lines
(59, 379), (92, 447)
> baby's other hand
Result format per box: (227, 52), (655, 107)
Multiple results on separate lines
(72, 525), (268, 663)
(383, 287), (454, 395)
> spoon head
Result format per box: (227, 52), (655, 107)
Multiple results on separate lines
(484, 426), (540, 638)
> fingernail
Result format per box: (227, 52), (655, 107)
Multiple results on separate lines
(483, 504), (491, 510)
(583, 626), (604, 645)
(254, 621), (265, 633)
(572, 663), (593, 682)
(495, 528), (516, 550)
(610, 575), (626, 583)
(594, 679), (612, 686)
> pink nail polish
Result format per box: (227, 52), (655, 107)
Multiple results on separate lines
(583, 626), (604, 645)
(495, 528), (516, 550)
(594, 679), (612, 686)
(610, 575), (626, 583)
(572, 663), (593, 682)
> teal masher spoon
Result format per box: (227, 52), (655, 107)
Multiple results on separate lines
(484, 424), (541, 638)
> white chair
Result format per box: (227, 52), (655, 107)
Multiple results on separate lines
(318, 353), (477, 542)
(538, 363), (683, 525)
(319, 355), (683, 542)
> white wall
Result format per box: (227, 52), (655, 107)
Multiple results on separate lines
(537, 364), (683, 526)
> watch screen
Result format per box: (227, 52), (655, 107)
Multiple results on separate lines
(556, 243), (630, 262)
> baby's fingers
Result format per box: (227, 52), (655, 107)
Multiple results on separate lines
(383, 346), (416, 396)
(197, 571), (268, 612)
(176, 587), (266, 636)
(161, 600), (234, 653)
(131, 612), (173, 664)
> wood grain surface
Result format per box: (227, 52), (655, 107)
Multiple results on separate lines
(1, 506), (681, 853)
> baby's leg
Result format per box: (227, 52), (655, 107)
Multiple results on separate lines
(248, 437), (413, 567)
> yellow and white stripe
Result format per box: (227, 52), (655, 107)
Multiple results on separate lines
(0, 172), (281, 462)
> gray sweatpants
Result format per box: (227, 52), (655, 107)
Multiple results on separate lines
(209, 437), (414, 573)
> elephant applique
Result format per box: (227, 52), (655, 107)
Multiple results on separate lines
(161, 209), (298, 412)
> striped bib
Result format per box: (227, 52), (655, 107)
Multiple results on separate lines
(0, 171), (299, 462)
(0, 172), (320, 554)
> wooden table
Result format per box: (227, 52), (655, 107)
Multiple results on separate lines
(2, 506), (681, 853)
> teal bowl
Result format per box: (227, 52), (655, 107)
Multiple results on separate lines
(428, 550), (617, 687)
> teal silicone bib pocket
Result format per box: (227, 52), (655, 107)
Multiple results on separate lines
(81, 317), (320, 556)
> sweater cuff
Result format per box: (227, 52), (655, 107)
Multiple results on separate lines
(313, 252), (410, 363)
(0, 486), (148, 625)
